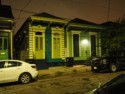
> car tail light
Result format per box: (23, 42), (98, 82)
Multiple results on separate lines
(31, 65), (37, 69)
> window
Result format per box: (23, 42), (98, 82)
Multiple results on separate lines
(35, 37), (38, 51)
(0, 61), (5, 68)
(0, 38), (2, 50)
(35, 32), (43, 51)
(4, 38), (7, 50)
(35, 32), (42, 35)
(0, 37), (8, 50)
(73, 34), (79, 57)
(40, 37), (43, 50)
(35, 36), (43, 51)
(7, 61), (22, 67)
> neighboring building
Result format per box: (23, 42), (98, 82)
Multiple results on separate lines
(65, 18), (104, 64)
(14, 12), (67, 69)
(0, 5), (14, 60)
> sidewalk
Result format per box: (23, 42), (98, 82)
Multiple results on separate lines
(38, 65), (91, 77)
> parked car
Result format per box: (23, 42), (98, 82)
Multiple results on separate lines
(91, 49), (125, 72)
(86, 74), (125, 94)
(0, 60), (38, 84)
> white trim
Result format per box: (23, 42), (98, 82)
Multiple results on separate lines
(71, 30), (81, 57)
(0, 29), (12, 32)
(29, 25), (46, 59)
(10, 32), (13, 59)
(31, 16), (67, 24)
(71, 30), (81, 34)
(89, 32), (97, 56)
(89, 32), (97, 35)
(66, 32), (69, 57)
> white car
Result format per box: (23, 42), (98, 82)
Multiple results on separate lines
(0, 60), (38, 84)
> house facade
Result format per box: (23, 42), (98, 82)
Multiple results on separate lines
(0, 5), (14, 60)
(66, 18), (104, 63)
(14, 13), (105, 69)
(14, 12), (67, 69)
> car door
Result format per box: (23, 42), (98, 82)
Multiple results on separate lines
(117, 51), (125, 67)
(0, 61), (6, 82)
(4, 61), (22, 82)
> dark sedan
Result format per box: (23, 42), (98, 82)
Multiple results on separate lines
(91, 50), (125, 72)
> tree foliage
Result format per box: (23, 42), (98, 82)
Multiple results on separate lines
(101, 18), (125, 54)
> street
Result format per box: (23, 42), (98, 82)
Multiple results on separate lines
(0, 65), (125, 94)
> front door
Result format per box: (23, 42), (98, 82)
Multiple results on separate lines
(91, 35), (96, 56)
(53, 33), (60, 58)
(35, 32), (43, 59)
(73, 34), (79, 57)
(0, 37), (8, 60)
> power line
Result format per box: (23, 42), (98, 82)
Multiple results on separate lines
(17, 0), (32, 18)
(22, 0), (32, 10)
(39, 0), (47, 12)
(16, 0), (32, 28)
(66, 0), (125, 13)
(12, 7), (37, 14)
(10, 0), (125, 16)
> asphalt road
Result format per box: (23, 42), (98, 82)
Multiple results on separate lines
(0, 67), (125, 94)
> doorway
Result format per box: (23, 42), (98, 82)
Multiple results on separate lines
(35, 32), (43, 59)
(0, 37), (8, 59)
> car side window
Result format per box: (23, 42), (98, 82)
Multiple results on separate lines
(7, 61), (22, 67)
(0, 61), (5, 68)
(120, 52), (123, 57)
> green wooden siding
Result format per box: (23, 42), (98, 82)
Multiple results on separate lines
(45, 27), (52, 62)
(68, 31), (73, 57)
(67, 30), (100, 61)
(80, 31), (90, 60)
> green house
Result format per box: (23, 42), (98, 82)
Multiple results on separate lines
(14, 12), (67, 69)
(0, 5), (14, 60)
(66, 18), (104, 64)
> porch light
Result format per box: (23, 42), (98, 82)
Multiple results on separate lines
(82, 39), (88, 45)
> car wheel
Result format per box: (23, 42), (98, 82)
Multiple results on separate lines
(19, 73), (32, 84)
(110, 63), (117, 72)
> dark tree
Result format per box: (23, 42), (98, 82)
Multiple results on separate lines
(100, 18), (125, 55)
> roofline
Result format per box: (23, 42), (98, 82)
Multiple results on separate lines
(0, 29), (12, 32)
(68, 23), (105, 29)
(30, 16), (68, 24)
(0, 17), (14, 22)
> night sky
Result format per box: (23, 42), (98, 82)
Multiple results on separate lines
(2, 0), (125, 34)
